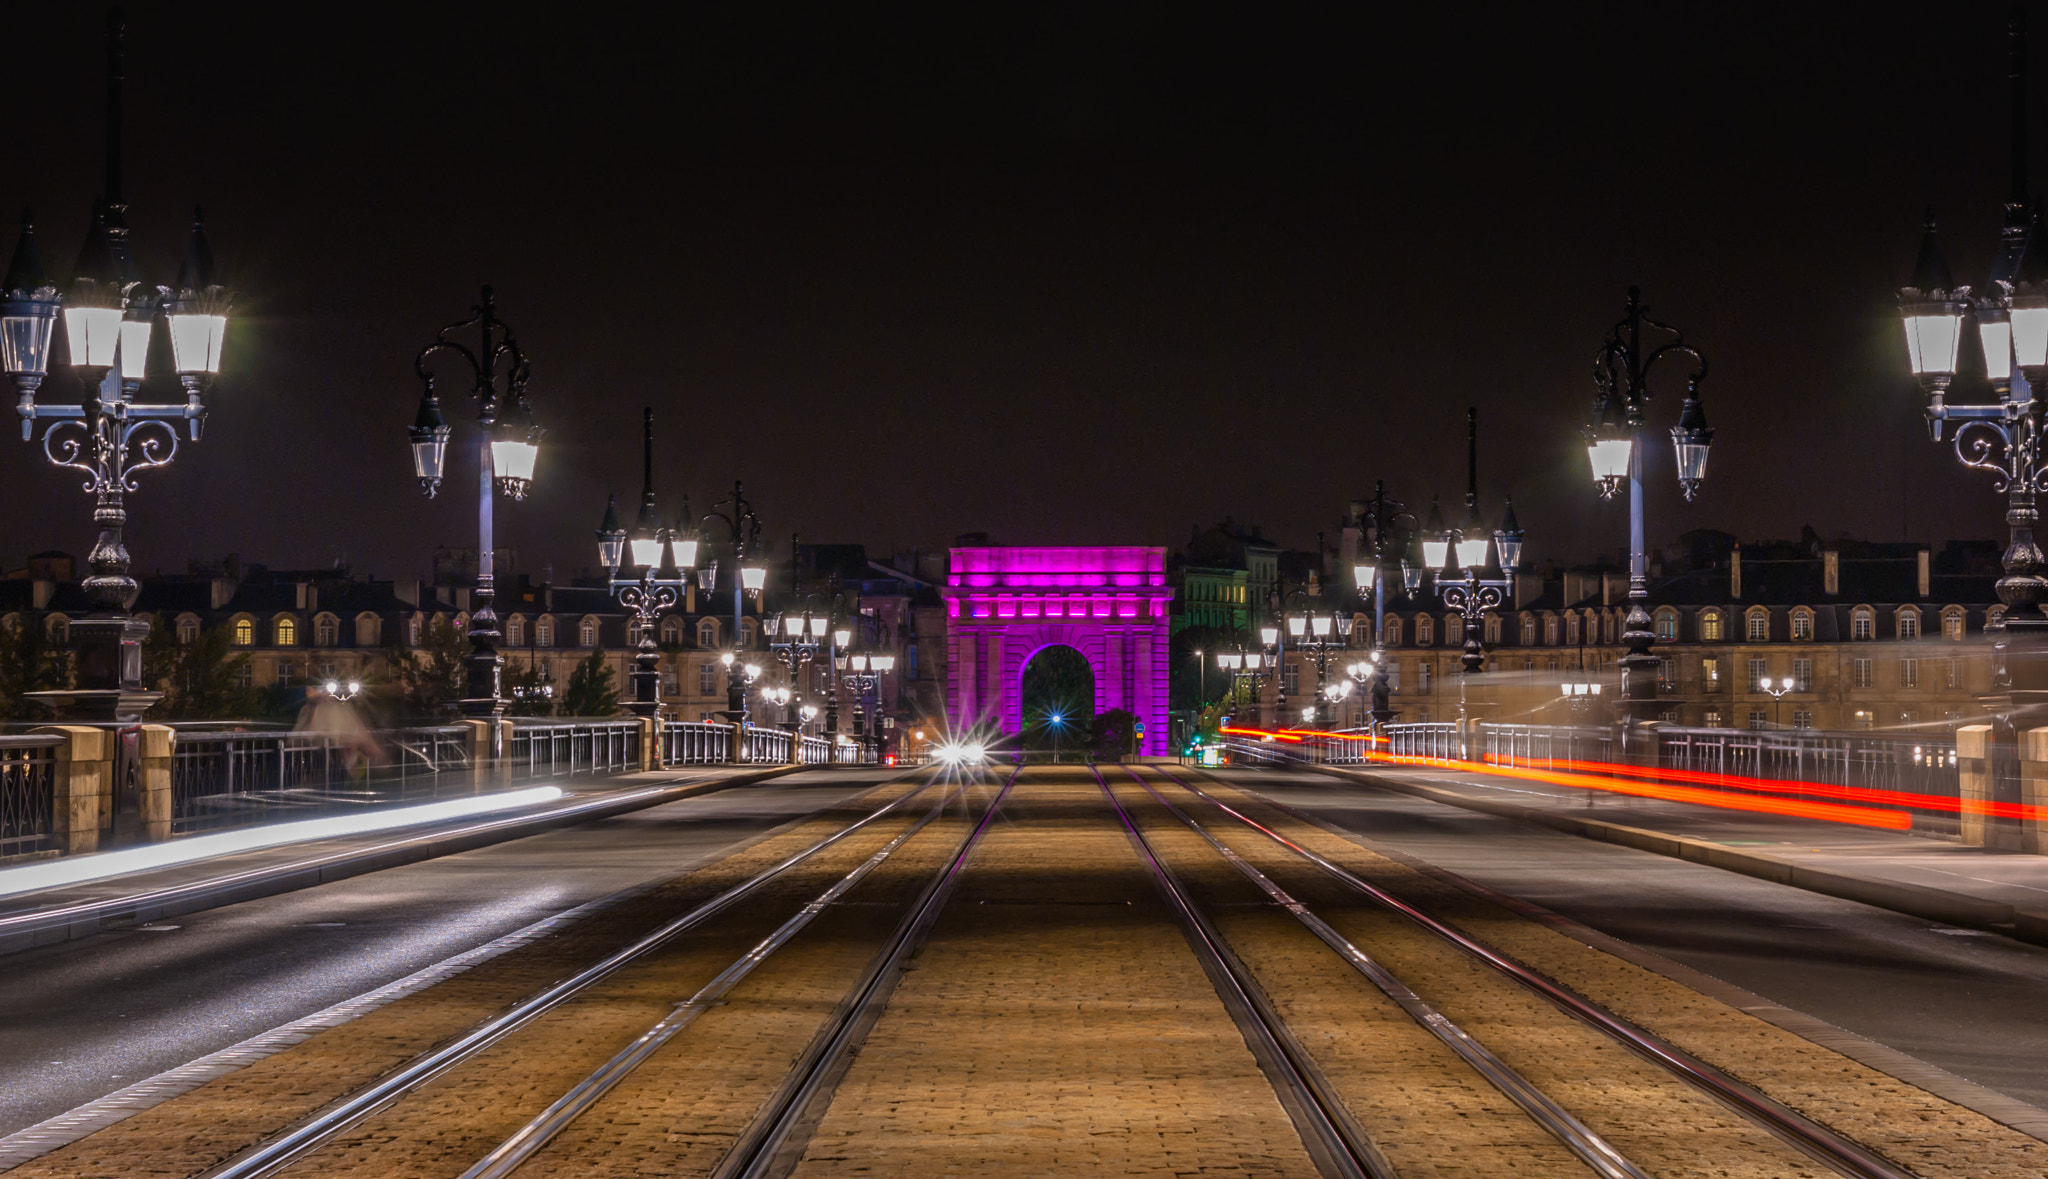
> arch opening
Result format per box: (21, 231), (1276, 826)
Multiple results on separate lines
(1019, 644), (1094, 751)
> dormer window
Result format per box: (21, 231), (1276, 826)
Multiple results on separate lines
(1699, 610), (1723, 641)
(1792, 610), (1813, 641)
(1852, 607), (1874, 640)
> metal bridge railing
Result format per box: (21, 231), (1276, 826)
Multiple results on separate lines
(0, 735), (64, 858)
(170, 725), (471, 836)
(661, 720), (732, 765)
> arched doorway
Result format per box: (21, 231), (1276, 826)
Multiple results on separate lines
(1019, 645), (1094, 752)
(940, 546), (1175, 756)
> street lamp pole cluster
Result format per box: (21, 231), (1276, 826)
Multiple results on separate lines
(408, 286), (540, 734)
(1581, 289), (1712, 722)
(1214, 648), (1269, 725)
(1409, 409), (1523, 675)
(768, 605), (832, 729)
(3, 14), (231, 723)
(596, 408), (697, 718)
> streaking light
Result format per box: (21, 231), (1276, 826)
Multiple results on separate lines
(0, 786), (565, 901)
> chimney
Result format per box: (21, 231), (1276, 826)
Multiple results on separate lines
(210, 577), (234, 610)
(1823, 550), (1840, 596)
(294, 582), (313, 611)
(1918, 548), (1931, 598)
(1730, 544), (1742, 600)
(456, 587), (471, 613)
(31, 579), (53, 609)
(394, 578), (420, 608)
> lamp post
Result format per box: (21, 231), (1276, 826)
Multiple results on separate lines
(407, 286), (539, 736)
(1900, 15), (2048, 775)
(1281, 593), (1350, 726)
(1414, 409), (1522, 675)
(596, 408), (698, 719)
(1352, 480), (1418, 728)
(701, 483), (765, 723)
(1259, 622), (1282, 723)
(1581, 292), (1711, 722)
(840, 650), (894, 757)
(1757, 675), (1794, 728)
(1214, 649), (1268, 725)
(6, 15), (232, 725)
(1561, 681), (1603, 713)
(769, 605), (831, 725)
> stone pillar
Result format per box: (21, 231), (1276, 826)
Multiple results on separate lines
(37, 726), (112, 856)
(729, 720), (748, 763)
(457, 719), (500, 791)
(639, 715), (660, 771)
(1958, 724), (1993, 847)
(2019, 727), (2048, 854)
(139, 725), (175, 842)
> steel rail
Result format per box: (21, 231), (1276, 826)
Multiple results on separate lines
(1124, 767), (1648, 1179)
(194, 767), (951, 1179)
(1092, 764), (1394, 1179)
(457, 776), (968, 1178)
(708, 762), (1021, 1179)
(1167, 766), (1921, 1179)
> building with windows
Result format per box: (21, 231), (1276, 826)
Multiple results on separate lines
(1257, 532), (1999, 736)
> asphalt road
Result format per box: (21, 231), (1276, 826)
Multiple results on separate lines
(1217, 766), (2048, 1112)
(0, 768), (893, 1137)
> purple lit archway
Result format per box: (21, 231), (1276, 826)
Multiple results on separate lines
(941, 546), (1174, 756)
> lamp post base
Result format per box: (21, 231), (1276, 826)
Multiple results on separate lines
(25, 688), (162, 725)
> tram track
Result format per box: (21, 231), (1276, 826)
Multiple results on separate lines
(1130, 762), (1920, 1179)
(185, 766), (968, 1179)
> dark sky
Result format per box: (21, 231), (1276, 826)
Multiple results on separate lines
(0, 5), (2034, 582)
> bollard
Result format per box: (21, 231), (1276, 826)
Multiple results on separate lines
(139, 725), (175, 842)
(2020, 727), (2048, 854)
(638, 715), (659, 771)
(35, 726), (113, 855)
(1958, 724), (1993, 847)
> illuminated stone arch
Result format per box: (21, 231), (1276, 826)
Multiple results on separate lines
(940, 546), (1175, 756)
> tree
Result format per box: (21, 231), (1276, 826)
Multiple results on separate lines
(561, 648), (620, 718)
(1089, 708), (1139, 761)
(504, 660), (557, 717)
(0, 618), (65, 721)
(147, 622), (260, 720)
(394, 616), (468, 719)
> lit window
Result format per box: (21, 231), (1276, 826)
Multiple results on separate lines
(1945, 659), (1960, 689)
(1704, 709), (1723, 728)
(1944, 610), (1965, 641)
(234, 618), (253, 646)
(1655, 611), (1677, 641)
(1702, 657), (1720, 691)
(1855, 709), (1874, 730)
(1700, 611), (1722, 641)
(1792, 611), (1813, 641)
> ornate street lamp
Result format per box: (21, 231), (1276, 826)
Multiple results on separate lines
(1581, 291), (1710, 720)
(702, 482), (766, 722)
(1419, 409), (1522, 675)
(840, 649), (895, 756)
(1561, 680), (1603, 713)
(769, 603), (832, 722)
(409, 286), (539, 735)
(1214, 648), (1269, 726)
(596, 407), (697, 718)
(6, 16), (232, 725)
(1282, 593), (1351, 726)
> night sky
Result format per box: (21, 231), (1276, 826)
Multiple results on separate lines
(0, 6), (2034, 584)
